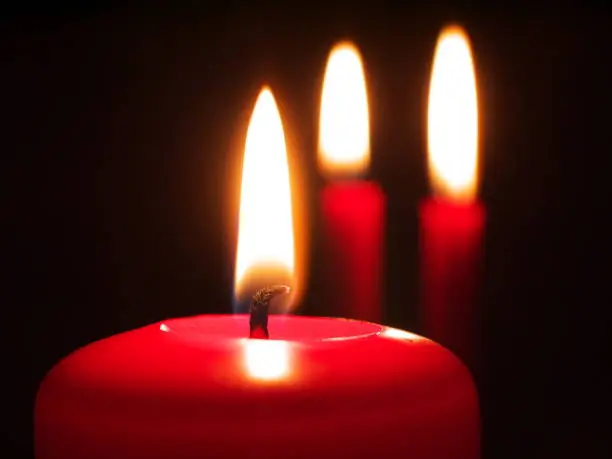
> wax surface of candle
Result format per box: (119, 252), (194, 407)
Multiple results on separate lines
(36, 315), (479, 459)
(318, 42), (385, 322)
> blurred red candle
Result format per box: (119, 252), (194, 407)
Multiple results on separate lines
(318, 42), (385, 323)
(36, 87), (479, 459)
(420, 26), (485, 375)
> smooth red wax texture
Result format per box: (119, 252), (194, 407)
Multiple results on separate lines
(419, 199), (485, 376)
(36, 315), (479, 459)
(321, 181), (385, 322)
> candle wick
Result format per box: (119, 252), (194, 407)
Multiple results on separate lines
(249, 285), (290, 339)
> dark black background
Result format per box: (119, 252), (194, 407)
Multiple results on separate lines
(3, 5), (611, 459)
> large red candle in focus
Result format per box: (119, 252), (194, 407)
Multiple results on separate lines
(420, 26), (485, 376)
(318, 42), (385, 323)
(36, 316), (479, 459)
(36, 86), (479, 459)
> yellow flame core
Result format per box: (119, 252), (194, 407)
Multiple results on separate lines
(427, 26), (479, 202)
(235, 88), (295, 295)
(318, 42), (370, 178)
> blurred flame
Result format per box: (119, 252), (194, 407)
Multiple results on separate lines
(427, 25), (479, 202)
(234, 87), (296, 307)
(243, 339), (291, 381)
(318, 41), (370, 178)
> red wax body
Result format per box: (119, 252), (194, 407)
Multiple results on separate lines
(36, 315), (479, 459)
(321, 181), (385, 322)
(419, 199), (485, 375)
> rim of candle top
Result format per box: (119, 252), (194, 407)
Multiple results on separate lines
(158, 315), (383, 343)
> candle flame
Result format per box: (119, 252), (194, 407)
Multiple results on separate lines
(318, 41), (370, 178)
(234, 87), (296, 309)
(243, 339), (291, 381)
(427, 25), (479, 202)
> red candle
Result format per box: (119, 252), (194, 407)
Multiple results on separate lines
(35, 315), (479, 459)
(318, 42), (385, 323)
(35, 86), (479, 459)
(420, 26), (485, 375)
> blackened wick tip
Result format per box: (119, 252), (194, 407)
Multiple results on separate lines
(248, 285), (291, 339)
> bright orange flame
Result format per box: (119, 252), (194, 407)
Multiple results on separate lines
(234, 87), (296, 307)
(318, 41), (370, 178)
(427, 25), (479, 202)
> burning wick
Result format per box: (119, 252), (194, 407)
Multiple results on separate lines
(249, 285), (291, 339)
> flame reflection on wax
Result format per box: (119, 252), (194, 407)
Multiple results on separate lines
(243, 339), (291, 381)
